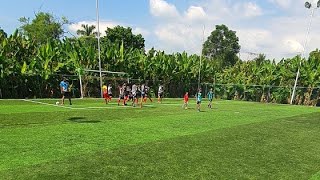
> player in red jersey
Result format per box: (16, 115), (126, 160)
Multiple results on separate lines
(102, 84), (109, 104)
(182, 92), (189, 109)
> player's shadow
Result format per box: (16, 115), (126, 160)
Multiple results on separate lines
(68, 117), (101, 124)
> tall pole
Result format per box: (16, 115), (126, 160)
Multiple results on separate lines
(198, 25), (205, 90)
(78, 68), (84, 99)
(290, 7), (315, 104)
(96, 0), (103, 98)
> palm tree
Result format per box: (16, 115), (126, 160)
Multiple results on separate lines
(76, 24), (97, 37)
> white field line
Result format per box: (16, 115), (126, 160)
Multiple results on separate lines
(23, 99), (85, 110)
(22, 99), (160, 110)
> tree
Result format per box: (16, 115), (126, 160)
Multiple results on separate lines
(254, 53), (267, 66)
(202, 24), (240, 68)
(0, 27), (7, 39)
(104, 25), (145, 51)
(76, 24), (97, 37)
(19, 12), (68, 44)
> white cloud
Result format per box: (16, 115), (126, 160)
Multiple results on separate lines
(68, 21), (118, 36)
(232, 2), (263, 18)
(154, 24), (188, 51)
(133, 27), (151, 37)
(185, 6), (207, 21)
(269, 0), (292, 9)
(68, 21), (149, 37)
(242, 2), (263, 17)
(149, 0), (180, 19)
(283, 39), (304, 53)
(237, 29), (273, 52)
(153, 23), (208, 54)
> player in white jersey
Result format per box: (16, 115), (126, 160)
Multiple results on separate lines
(158, 84), (164, 103)
(140, 83), (146, 108)
(131, 83), (138, 107)
(117, 84), (125, 106)
(107, 84), (112, 102)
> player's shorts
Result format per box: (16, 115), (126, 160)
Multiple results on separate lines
(119, 95), (124, 100)
(62, 91), (70, 97)
(108, 93), (112, 97)
(103, 93), (109, 99)
(209, 98), (213, 102)
(141, 92), (146, 98)
(158, 92), (163, 98)
(197, 101), (201, 104)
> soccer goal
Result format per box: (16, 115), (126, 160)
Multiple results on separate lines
(78, 69), (128, 98)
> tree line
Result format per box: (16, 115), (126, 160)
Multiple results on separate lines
(0, 12), (319, 106)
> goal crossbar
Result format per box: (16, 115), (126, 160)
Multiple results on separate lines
(84, 69), (127, 75)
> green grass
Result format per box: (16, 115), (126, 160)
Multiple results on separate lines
(0, 98), (319, 179)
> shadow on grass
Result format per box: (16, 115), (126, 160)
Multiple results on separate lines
(68, 117), (101, 124)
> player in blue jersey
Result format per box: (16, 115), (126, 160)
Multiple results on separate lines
(207, 88), (214, 109)
(60, 77), (72, 105)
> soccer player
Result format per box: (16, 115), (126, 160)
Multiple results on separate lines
(140, 83), (146, 108)
(124, 84), (132, 102)
(117, 84), (125, 106)
(144, 84), (153, 103)
(60, 77), (72, 105)
(131, 83), (138, 107)
(122, 83), (128, 106)
(107, 84), (112, 102)
(102, 84), (109, 104)
(126, 83), (131, 95)
(158, 84), (164, 103)
(196, 88), (202, 112)
(182, 92), (189, 109)
(207, 88), (214, 109)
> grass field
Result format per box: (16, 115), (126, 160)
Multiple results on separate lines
(0, 98), (320, 179)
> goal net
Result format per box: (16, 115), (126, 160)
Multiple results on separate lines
(78, 69), (128, 98)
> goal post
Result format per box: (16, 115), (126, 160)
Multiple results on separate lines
(79, 69), (128, 98)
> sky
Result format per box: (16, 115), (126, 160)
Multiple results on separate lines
(1, 0), (320, 61)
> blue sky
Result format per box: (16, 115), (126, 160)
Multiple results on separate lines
(1, 0), (320, 60)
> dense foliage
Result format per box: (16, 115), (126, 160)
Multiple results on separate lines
(0, 13), (319, 106)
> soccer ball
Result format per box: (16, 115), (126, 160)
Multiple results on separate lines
(55, 101), (60, 105)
